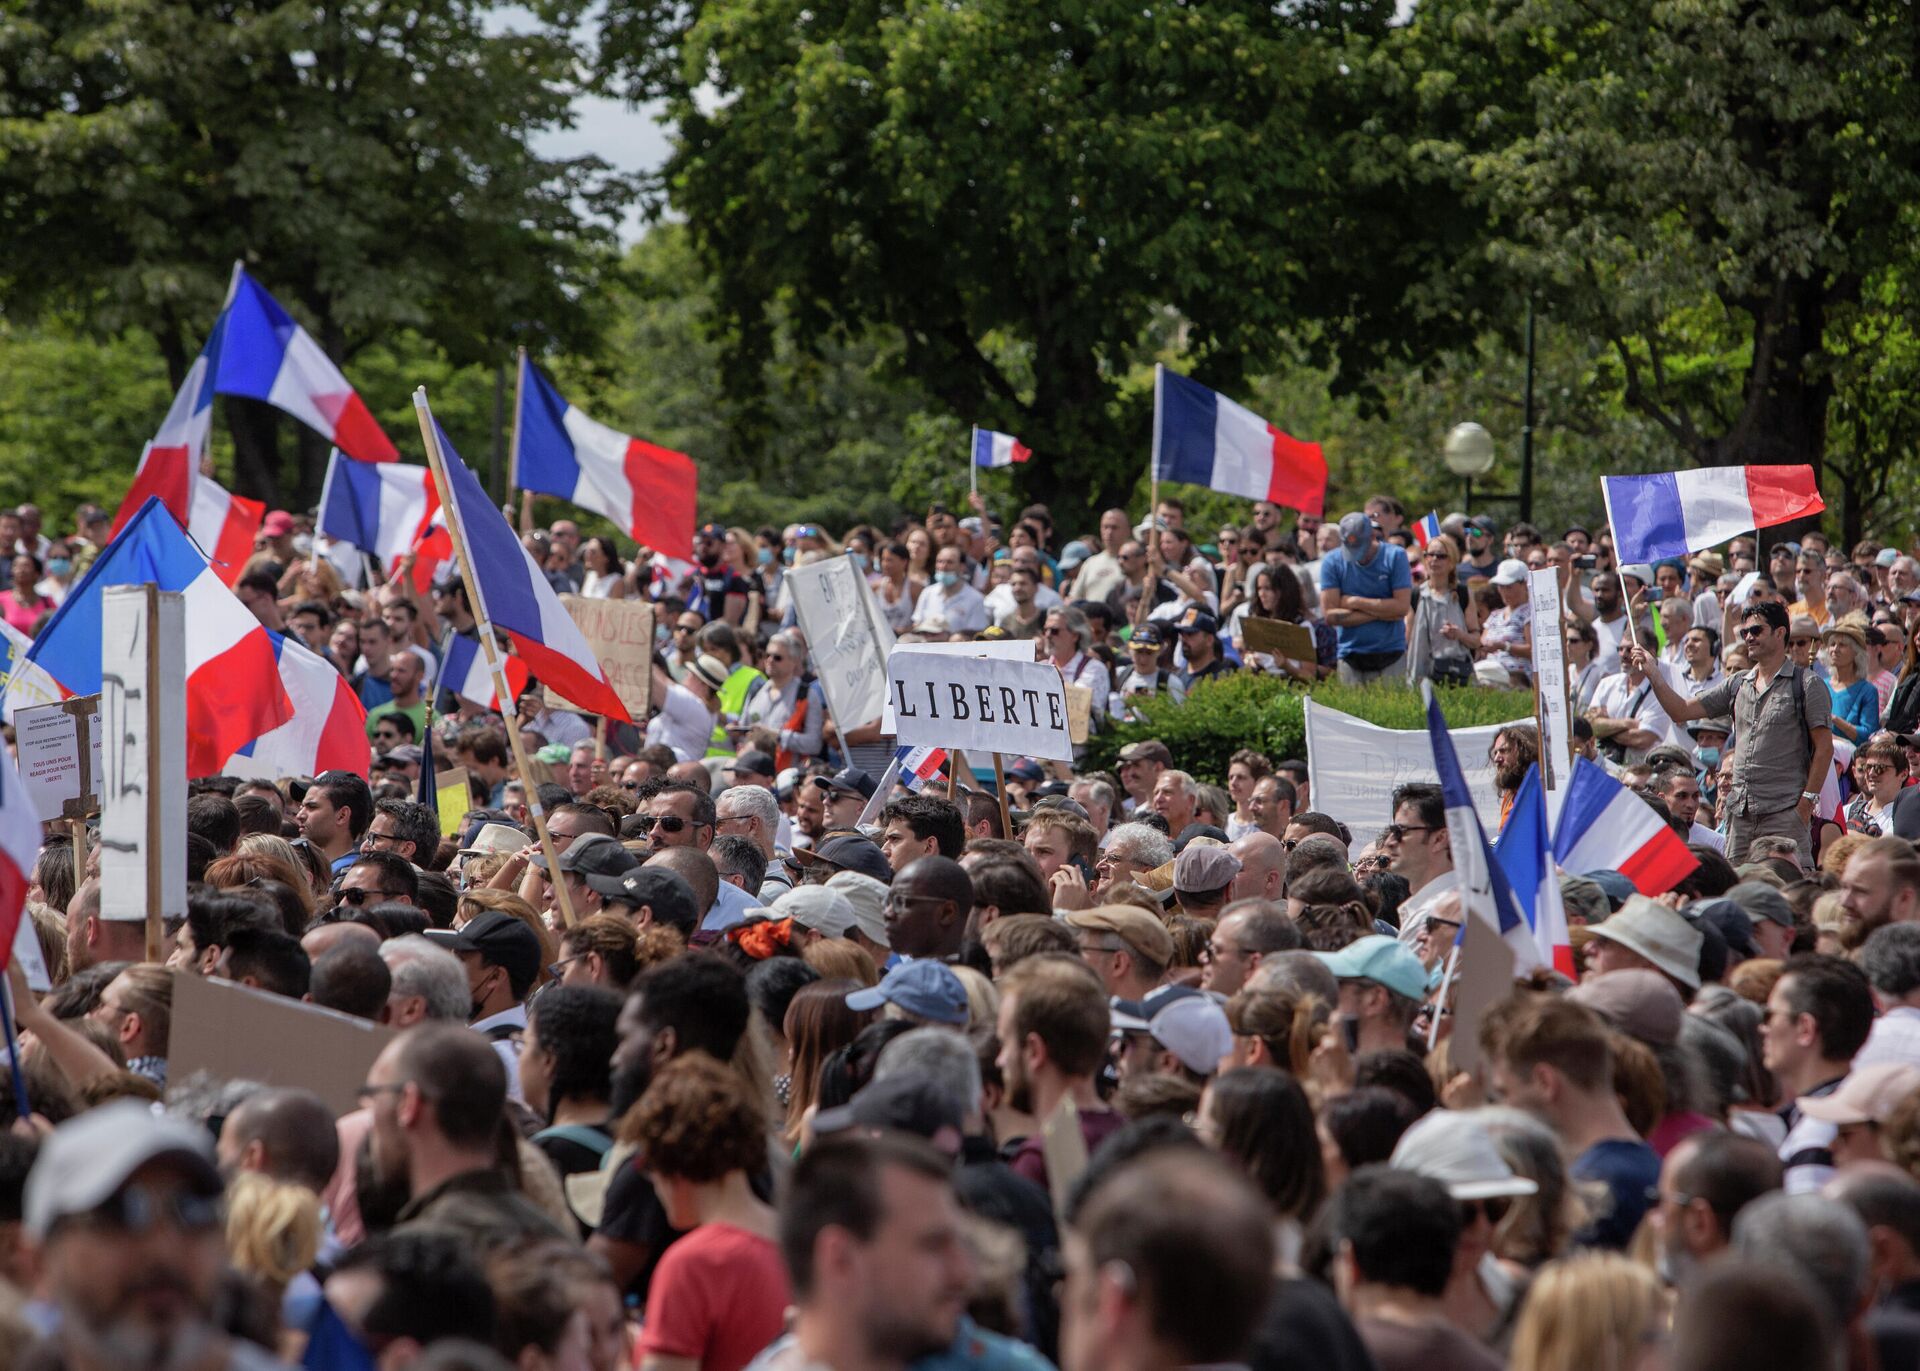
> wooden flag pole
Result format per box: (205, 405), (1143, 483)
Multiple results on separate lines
(512, 347), (534, 534)
(1600, 483), (1642, 655)
(414, 387), (580, 929)
(969, 425), (978, 502)
(991, 752), (1013, 838)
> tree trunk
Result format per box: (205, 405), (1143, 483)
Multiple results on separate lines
(226, 398), (283, 507)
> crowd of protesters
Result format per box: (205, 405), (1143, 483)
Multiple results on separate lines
(6, 486), (1920, 1370)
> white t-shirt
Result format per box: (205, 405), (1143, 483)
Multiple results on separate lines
(911, 581), (990, 634)
(645, 682), (717, 762)
(1589, 671), (1675, 763)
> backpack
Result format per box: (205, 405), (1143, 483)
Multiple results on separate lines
(531, 1123), (614, 1160)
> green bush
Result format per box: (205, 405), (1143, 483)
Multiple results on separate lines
(1084, 674), (1534, 785)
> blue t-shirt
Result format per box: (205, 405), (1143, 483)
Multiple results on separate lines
(1318, 542), (1412, 657)
(1834, 677), (1880, 739)
(1571, 1137), (1661, 1250)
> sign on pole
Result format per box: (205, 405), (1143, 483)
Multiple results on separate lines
(1527, 568), (1574, 807)
(99, 586), (187, 958)
(14, 696), (102, 823)
(881, 639), (1035, 732)
(889, 652), (1075, 762)
(788, 556), (897, 730)
(542, 595), (653, 721)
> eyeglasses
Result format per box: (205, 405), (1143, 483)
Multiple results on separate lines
(1382, 823), (1439, 844)
(883, 893), (942, 913)
(548, 953), (587, 979)
(361, 829), (405, 850)
(1458, 1197), (1511, 1226)
(1738, 625), (1769, 640)
(632, 814), (688, 834)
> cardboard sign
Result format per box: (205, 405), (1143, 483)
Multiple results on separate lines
(888, 652), (1075, 762)
(99, 587), (187, 936)
(881, 639), (1035, 732)
(15, 696), (102, 822)
(1239, 616), (1318, 665)
(436, 765), (473, 836)
(787, 555), (898, 731)
(1527, 567), (1574, 808)
(542, 595), (653, 720)
(171, 970), (396, 1116)
(1063, 684), (1093, 745)
(1302, 698), (1524, 851)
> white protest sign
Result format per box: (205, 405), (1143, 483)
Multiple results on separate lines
(1527, 567), (1574, 809)
(788, 555), (897, 729)
(100, 586), (187, 943)
(881, 639), (1035, 732)
(14, 697), (102, 822)
(889, 652), (1075, 762)
(1302, 697), (1524, 851)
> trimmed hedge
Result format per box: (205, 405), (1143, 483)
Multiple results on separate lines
(1085, 674), (1534, 785)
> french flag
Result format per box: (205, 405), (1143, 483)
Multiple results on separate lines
(897, 744), (949, 791)
(1552, 756), (1700, 894)
(111, 347), (217, 538)
(1603, 464), (1823, 565)
(440, 632), (529, 713)
(972, 429), (1030, 469)
(317, 450), (440, 576)
(1495, 765), (1575, 977)
(1413, 512), (1442, 548)
(228, 632), (370, 779)
(1152, 365), (1327, 518)
(188, 474), (264, 586)
(28, 498), (292, 779)
(1425, 684), (1542, 973)
(516, 357), (698, 562)
(0, 743), (51, 990)
(424, 401), (631, 724)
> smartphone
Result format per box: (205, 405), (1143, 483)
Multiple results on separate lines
(1574, 555), (1597, 570)
(1070, 855), (1096, 885)
(1341, 1016), (1360, 1054)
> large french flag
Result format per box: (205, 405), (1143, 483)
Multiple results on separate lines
(188, 474), (264, 586)
(1603, 464), (1823, 565)
(1425, 684), (1542, 973)
(516, 357), (698, 562)
(228, 632), (370, 778)
(424, 403), (631, 724)
(1152, 366), (1327, 518)
(112, 346), (218, 538)
(317, 450), (440, 575)
(972, 429), (1030, 469)
(441, 631), (529, 713)
(1552, 756), (1700, 894)
(28, 498), (292, 778)
(1495, 766), (1574, 977)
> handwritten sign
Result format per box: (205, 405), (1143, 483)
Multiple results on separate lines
(1240, 617), (1318, 666)
(788, 555), (897, 730)
(436, 765), (473, 837)
(15, 696), (102, 822)
(1527, 567), (1574, 802)
(888, 652), (1075, 762)
(99, 586), (187, 939)
(543, 595), (652, 721)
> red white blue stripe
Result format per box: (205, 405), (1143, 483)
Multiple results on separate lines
(229, 631), (370, 778)
(1552, 756), (1701, 894)
(28, 497), (292, 778)
(318, 451), (441, 576)
(440, 631), (529, 713)
(425, 404), (631, 723)
(516, 357), (698, 562)
(1152, 365), (1327, 517)
(1603, 464), (1823, 565)
(1425, 684), (1542, 972)
(0, 742), (51, 989)
(972, 429), (1030, 469)
(1494, 765), (1574, 977)
(897, 745), (949, 791)
(1413, 512), (1442, 548)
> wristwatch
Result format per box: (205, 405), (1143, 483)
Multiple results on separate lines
(1802, 790), (1819, 804)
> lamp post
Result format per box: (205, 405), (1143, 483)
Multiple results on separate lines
(1443, 421), (1497, 514)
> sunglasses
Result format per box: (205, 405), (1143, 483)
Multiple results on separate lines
(1459, 1197), (1512, 1226)
(68, 1184), (222, 1237)
(335, 887), (387, 907)
(1738, 625), (1769, 640)
(633, 814), (689, 834)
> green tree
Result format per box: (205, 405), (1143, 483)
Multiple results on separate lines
(0, 0), (628, 505)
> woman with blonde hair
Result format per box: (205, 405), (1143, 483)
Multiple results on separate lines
(1407, 532), (1481, 687)
(1223, 983), (1330, 1077)
(1508, 1251), (1666, 1371)
(800, 936), (878, 986)
(225, 1172), (322, 1353)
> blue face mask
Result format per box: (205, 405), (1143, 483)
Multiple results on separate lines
(936, 570), (960, 588)
(850, 552), (869, 573)
(46, 559), (69, 578)
(1694, 745), (1721, 770)
(781, 547), (796, 567)
(757, 547), (774, 566)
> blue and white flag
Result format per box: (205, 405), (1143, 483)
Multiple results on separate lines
(1494, 765), (1573, 977)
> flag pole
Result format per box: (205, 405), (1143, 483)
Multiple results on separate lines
(1137, 366), (1164, 632)
(414, 387), (580, 929)
(969, 426), (978, 502)
(1600, 480), (1641, 654)
(513, 348), (533, 535)
(0, 977), (28, 1121)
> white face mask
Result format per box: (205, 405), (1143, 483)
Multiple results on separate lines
(293, 533), (314, 556)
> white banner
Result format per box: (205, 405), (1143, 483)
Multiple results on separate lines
(1527, 567), (1574, 811)
(889, 652), (1074, 762)
(881, 639), (1035, 732)
(787, 555), (897, 730)
(1303, 697), (1519, 851)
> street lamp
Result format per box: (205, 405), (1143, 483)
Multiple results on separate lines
(1444, 421), (1496, 513)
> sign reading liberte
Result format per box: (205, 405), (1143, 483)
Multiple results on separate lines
(888, 653), (1075, 761)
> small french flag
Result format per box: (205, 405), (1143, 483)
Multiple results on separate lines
(1413, 512), (1442, 548)
(972, 429), (1031, 469)
(1553, 757), (1700, 894)
(897, 744), (949, 790)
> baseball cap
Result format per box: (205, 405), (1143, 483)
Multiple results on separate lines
(1110, 985), (1233, 1076)
(1582, 870), (1638, 912)
(25, 1100), (224, 1239)
(1338, 512), (1374, 549)
(1007, 758), (1045, 783)
(1390, 1109), (1539, 1202)
(1174, 606), (1220, 637)
(607, 867), (699, 930)
(846, 960), (970, 1025)
(1129, 623), (1167, 649)
(1568, 968), (1684, 1046)
(826, 871), (889, 948)
(729, 750), (778, 780)
(1575, 895), (1704, 989)
(813, 1074), (965, 1140)
(531, 832), (641, 896)
(1879, 547), (1901, 569)
(1491, 558), (1529, 587)
(1115, 740), (1173, 766)
(1173, 843), (1242, 893)
(813, 768), (878, 801)
(1058, 541), (1093, 571)
(1797, 1063), (1920, 1126)
(1064, 905), (1176, 968)
(812, 834), (893, 884)
(426, 910), (543, 993)
(1558, 875), (1611, 927)
(696, 522), (727, 540)
(1725, 881), (1794, 930)
(381, 744), (425, 767)
(1314, 934), (1430, 1001)
(774, 885), (856, 938)
(261, 510), (295, 538)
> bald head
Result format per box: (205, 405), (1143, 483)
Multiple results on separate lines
(896, 855), (974, 913)
(1228, 832), (1286, 903)
(302, 920), (381, 963)
(646, 846), (719, 917)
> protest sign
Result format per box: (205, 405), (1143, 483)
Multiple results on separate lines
(14, 696), (102, 822)
(542, 595), (652, 720)
(881, 639), (1034, 732)
(787, 555), (897, 730)
(1527, 567), (1574, 806)
(1302, 698), (1523, 851)
(1239, 617), (1318, 666)
(171, 970), (396, 1116)
(99, 586), (187, 953)
(436, 765), (473, 837)
(1447, 912), (1518, 1076)
(1064, 685), (1093, 745)
(889, 652), (1075, 762)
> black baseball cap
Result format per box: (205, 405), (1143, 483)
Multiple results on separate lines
(812, 835), (893, 884)
(813, 768), (877, 800)
(530, 832), (641, 896)
(426, 912), (542, 997)
(729, 750), (778, 779)
(813, 1075), (964, 1141)
(607, 867), (700, 931)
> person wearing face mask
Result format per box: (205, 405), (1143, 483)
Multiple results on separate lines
(911, 545), (989, 636)
(34, 539), (73, 605)
(423, 910), (546, 1102)
(1318, 512), (1412, 684)
(1686, 716), (1733, 812)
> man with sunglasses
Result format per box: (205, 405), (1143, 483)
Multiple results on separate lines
(1632, 598), (1834, 868)
(24, 1101), (281, 1371)
(1383, 783), (1454, 954)
(336, 850), (419, 911)
(637, 781), (716, 851)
